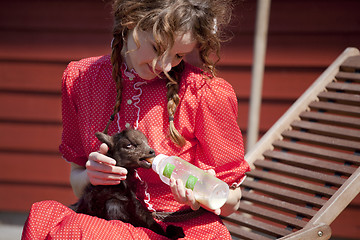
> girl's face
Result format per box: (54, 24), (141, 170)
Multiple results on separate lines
(123, 29), (197, 80)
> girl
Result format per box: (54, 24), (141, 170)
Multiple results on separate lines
(22, 0), (250, 239)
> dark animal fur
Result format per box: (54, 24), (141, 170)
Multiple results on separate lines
(71, 129), (184, 239)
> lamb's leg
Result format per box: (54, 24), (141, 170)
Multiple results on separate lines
(134, 204), (166, 235)
(132, 198), (184, 239)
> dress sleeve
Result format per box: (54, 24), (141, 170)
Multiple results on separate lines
(58, 62), (88, 166)
(194, 78), (250, 187)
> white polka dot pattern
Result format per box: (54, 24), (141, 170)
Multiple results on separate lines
(22, 200), (232, 239)
(25, 55), (252, 239)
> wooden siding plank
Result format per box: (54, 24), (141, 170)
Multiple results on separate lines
(4, 0), (359, 34)
(330, 204), (360, 239)
(220, 69), (318, 99)
(0, 123), (61, 153)
(0, 153), (69, 184)
(0, 93), (61, 123)
(0, 183), (76, 212)
(0, 40), (110, 63)
(259, 0), (360, 33)
(0, 1), (112, 31)
(2, 31), (358, 68)
(237, 102), (293, 131)
(0, 62), (65, 92)
(221, 33), (360, 67)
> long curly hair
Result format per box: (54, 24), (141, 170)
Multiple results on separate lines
(105, 0), (233, 147)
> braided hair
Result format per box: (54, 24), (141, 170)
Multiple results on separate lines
(105, 0), (233, 147)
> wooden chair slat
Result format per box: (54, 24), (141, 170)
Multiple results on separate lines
(299, 111), (360, 129)
(227, 49), (360, 239)
(335, 71), (360, 83)
(282, 130), (360, 151)
(224, 221), (272, 240)
(224, 212), (293, 238)
(309, 101), (360, 116)
(237, 204), (308, 229)
(247, 170), (336, 197)
(273, 140), (360, 165)
(340, 55), (360, 70)
(253, 160), (345, 187)
(326, 82), (360, 94)
(241, 191), (317, 218)
(318, 91), (360, 105)
(242, 179), (327, 208)
(291, 120), (360, 141)
(264, 150), (355, 176)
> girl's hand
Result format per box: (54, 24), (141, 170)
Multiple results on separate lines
(169, 169), (221, 215)
(86, 143), (128, 186)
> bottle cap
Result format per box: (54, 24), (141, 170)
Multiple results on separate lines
(151, 154), (169, 173)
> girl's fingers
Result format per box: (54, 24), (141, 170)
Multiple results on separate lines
(88, 151), (116, 166)
(87, 166), (126, 186)
(98, 143), (109, 155)
(205, 168), (216, 176)
(87, 168), (126, 181)
(86, 145), (128, 186)
(170, 178), (183, 202)
(169, 171), (220, 214)
(86, 159), (127, 176)
(170, 178), (181, 201)
(170, 178), (200, 210)
(176, 179), (188, 203)
(186, 189), (200, 211)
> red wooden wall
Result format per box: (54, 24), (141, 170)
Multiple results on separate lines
(0, 0), (359, 238)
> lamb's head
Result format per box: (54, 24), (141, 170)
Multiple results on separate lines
(95, 129), (155, 169)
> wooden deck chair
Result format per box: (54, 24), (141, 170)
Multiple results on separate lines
(222, 47), (360, 240)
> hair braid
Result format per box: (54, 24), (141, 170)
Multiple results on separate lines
(110, 0), (234, 146)
(166, 62), (185, 147)
(103, 36), (124, 134)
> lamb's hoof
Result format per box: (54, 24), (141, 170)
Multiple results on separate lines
(166, 225), (185, 239)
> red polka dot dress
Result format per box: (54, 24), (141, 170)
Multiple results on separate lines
(22, 55), (250, 239)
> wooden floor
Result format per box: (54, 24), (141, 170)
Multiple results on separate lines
(0, 0), (359, 238)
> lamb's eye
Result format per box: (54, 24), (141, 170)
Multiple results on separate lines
(126, 144), (133, 149)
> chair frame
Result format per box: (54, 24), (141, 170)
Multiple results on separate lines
(223, 47), (360, 240)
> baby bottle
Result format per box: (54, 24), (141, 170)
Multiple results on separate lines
(151, 154), (229, 210)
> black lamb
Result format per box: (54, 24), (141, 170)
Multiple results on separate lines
(70, 129), (185, 239)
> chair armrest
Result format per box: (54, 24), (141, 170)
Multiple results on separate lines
(278, 223), (331, 240)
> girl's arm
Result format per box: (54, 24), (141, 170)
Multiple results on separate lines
(70, 162), (89, 198)
(69, 143), (128, 198)
(220, 187), (241, 216)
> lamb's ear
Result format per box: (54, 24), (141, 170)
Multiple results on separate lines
(95, 132), (114, 149)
